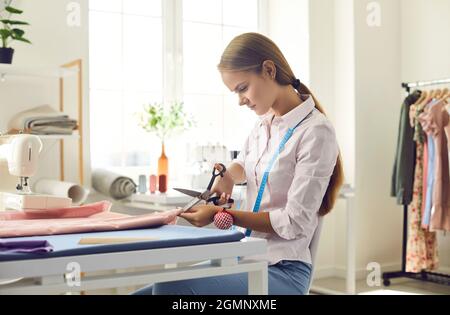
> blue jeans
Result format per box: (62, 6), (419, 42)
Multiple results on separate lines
(133, 260), (312, 295)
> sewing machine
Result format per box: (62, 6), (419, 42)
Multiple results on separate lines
(0, 134), (71, 210)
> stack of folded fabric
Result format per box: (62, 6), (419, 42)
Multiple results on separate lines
(8, 105), (78, 135)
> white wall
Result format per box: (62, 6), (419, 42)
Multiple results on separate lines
(401, 0), (450, 270)
(0, 0), (90, 193)
(267, 0), (310, 87)
(353, 0), (404, 272)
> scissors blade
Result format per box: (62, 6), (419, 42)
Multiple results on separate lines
(173, 188), (202, 198)
(180, 197), (203, 213)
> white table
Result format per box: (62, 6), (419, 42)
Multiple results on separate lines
(0, 237), (268, 295)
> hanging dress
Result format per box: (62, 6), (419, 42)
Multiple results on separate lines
(406, 101), (439, 272)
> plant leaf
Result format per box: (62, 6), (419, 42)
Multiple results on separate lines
(0, 29), (11, 39)
(5, 6), (23, 14)
(14, 37), (31, 44)
(11, 28), (24, 38)
(0, 20), (29, 25)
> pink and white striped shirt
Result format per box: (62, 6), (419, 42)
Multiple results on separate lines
(234, 94), (339, 265)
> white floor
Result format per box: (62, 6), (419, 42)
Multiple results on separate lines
(311, 276), (450, 295)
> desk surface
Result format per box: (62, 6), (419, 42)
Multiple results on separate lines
(0, 225), (244, 262)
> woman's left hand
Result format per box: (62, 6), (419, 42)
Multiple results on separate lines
(178, 204), (220, 227)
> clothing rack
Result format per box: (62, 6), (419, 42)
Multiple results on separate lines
(401, 78), (450, 94)
(382, 78), (450, 288)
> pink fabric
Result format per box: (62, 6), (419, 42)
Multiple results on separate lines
(0, 201), (111, 220)
(0, 201), (182, 238)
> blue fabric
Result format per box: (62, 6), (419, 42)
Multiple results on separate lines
(0, 225), (244, 262)
(133, 260), (312, 295)
(423, 135), (435, 227)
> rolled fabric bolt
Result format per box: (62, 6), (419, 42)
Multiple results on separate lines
(91, 169), (137, 200)
(149, 175), (157, 194)
(159, 175), (167, 193)
(214, 209), (234, 230)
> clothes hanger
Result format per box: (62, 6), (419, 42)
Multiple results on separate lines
(414, 89), (427, 105)
(438, 88), (448, 101)
(434, 89), (443, 100)
(437, 88), (449, 113)
(409, 90), (427, 127)
(422, 89), (436, 106)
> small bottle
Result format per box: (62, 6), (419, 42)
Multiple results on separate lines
(149, 174), (157, 194)
(159, 174), (167, 193)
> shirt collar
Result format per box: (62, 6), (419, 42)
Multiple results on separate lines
(258, 94), (315, 129)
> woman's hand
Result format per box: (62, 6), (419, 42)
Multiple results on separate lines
(211, 163), (234, 205)
(178, 204), (221, 227)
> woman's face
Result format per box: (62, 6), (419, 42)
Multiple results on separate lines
(221, 69), (278, 116)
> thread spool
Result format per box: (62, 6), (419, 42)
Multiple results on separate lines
(149, 175), (157, 194)
(158, 175), (167, 193)
(138, 175), (147, 194)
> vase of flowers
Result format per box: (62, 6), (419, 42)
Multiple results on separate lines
(138, 101), (195, 188)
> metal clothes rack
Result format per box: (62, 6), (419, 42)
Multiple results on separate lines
(401, 78), (450, 94)
(382, 78), (450, 287)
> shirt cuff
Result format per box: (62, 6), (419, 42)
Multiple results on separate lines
(269, 209), (296, 240)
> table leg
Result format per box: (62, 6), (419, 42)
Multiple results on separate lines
(248, 264), (268, 295)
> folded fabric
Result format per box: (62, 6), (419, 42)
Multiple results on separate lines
(0, 201), (110, 220)
(8, 105), (78, 135)
(92, 169), (137, 200)
(0, 201), (182, 238)
(0, 240), (54, 254)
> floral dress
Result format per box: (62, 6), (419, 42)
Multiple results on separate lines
(406, 103), (439, 273)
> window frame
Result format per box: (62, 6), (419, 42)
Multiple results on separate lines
(88, 0), (268, 171)
(163, 0), (269, 104)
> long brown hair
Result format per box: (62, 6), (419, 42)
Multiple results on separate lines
(218, 32), (344, 216)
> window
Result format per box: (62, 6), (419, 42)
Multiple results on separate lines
(182, 0), (259, 150)
(89, 0), (264, 182)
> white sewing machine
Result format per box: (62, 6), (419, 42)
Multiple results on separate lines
(0, 134), (71, 210)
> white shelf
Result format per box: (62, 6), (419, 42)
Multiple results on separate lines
(0, 64), (78, 79)
(0, 131), (79, 141)
(37, 132), (80, 140)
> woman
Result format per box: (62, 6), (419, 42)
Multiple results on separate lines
(135, 32), (344, 295)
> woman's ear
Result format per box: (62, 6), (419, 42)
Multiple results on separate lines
(262, 60), (276, 80)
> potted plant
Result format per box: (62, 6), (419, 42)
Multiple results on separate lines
(137, 101), (195, 183)
(0, 5), (31, 64)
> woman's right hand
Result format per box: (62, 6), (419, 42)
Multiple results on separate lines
(211, 163), (235, 205)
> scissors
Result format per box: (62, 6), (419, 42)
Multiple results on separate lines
(174, 163), (235, 212)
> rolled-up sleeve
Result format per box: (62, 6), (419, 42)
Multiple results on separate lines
(269, 122), (339, 240)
